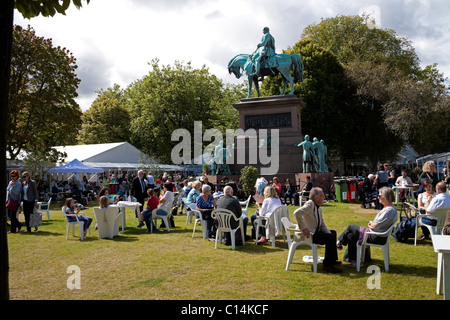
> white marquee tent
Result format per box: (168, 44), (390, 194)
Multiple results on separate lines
(52, 142), (185, 172)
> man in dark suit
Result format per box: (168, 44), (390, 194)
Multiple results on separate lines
(216, 186), (249, 245)
(131, 170), (147, 214)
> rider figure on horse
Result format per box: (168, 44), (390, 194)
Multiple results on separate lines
(251, 27), (276, 77)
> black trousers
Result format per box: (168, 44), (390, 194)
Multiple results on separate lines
(23, 200), (35, 232)
(313, 230), (338, 266)
(338, 224), (386, 261)
(7, 209), (22, 232)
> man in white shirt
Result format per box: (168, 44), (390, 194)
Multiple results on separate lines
(395, 169), (418, 202)
(427, 182), (450, 214)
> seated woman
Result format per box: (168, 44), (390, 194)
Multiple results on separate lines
(142, 189), (159, 233)
(254, 186), (282, 244)
(99, 195), (110, 209)
(186, 181), (202, 205)
(64, 197), (93, 238)
(336, 187), (398, 267)
(196, 184), (216, 239)
(98, 187), (115, 204)
(155, 182), (175, 216)
(417, 179), (437, 240)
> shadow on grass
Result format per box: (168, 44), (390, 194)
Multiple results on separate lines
(284, 259), (438, 278)
(18, 230), (62, 237)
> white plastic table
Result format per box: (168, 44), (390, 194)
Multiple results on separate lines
(112, 201), (142, 230)
(392, 185), (415, 206)
(433, 235), (450, 300)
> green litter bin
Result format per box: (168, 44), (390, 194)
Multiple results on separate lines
(334, 179), (348, 203)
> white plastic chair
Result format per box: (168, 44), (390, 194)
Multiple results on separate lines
(282, 217), (318, 272)
(212, 208), (246, 250)
(299, 191), (310, 207)
(37, 198), (52, 221)
(184, 198), (194, 225)
(93, 207), (123, 239)
(356, 222), (396, 272)
(241, 195), (251, 217)
(152, 200), (173, 232)
(191, 203), (207, 240)
(255, 205), (288, 247)
(415, 208), (449, 245)
(62, 206), (90, 241)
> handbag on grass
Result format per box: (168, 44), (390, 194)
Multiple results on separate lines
(30, 207), (43, 228)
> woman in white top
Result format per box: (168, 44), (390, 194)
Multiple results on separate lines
(417, 180), (437, 240)
(255, 186), (282, 244)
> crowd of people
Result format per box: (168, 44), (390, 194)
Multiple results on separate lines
(6, 162), (450, 273)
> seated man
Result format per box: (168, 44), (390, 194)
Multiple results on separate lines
(294, 175), (313, 206)
(395, 169), (418, 202)
(294, 187), (342, 273)
(216, 186), (249, 245)
(419, 182), (450, 240)
(426, 182), (450, 214)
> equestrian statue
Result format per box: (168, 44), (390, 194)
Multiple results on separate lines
(228, 27), (304, 98)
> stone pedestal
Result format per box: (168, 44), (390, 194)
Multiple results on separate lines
(228, 95), (306, 181)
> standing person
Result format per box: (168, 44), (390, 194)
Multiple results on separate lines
(375, 164), (389, 189)
(21, 171), (39, 232)
(283, 179), (294, 205)
(337, 187), (398, 267)
(294, 187), (342, 273)
(419, 161), (439, 188)
(131, 170), (147, 214)
(6, 170), (22, 233)
(146, 171), (155, 190)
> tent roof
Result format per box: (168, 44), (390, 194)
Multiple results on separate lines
(49, 159), (103, 173)
(52, 142), (185, 171)
(52, 142), (155, 164)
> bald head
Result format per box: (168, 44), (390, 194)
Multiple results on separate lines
(436, 182), (447, 194)
(223, 186), (233, 196)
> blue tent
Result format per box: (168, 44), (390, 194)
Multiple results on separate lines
(49, 159), (104, 173)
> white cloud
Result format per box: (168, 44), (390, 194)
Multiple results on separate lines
(13, 0), (450, 111)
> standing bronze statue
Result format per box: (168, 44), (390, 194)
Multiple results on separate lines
(228, 27), (304, 98)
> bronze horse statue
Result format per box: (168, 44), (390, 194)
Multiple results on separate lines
(228, 53), (303, 98)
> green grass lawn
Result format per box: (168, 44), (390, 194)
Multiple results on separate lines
(6, 200), (442, 300)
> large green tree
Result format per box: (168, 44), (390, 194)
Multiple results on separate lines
(7, 24), (82, 159)
(77, 84), (131, 144)
(125, 59), (244, 163)
(262, 39), (403, 166)
(0, 0), (89, 301)
(301, 14), (449, 157)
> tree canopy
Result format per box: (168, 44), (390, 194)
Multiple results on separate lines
(263, 14), (448, 164)
(125, 59), (244, 164)
(77, 84), (131, 145)
(7, 24), (82, 159)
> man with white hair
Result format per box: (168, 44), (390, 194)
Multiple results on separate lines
(216, 186), (249, 245)
(294, 187), (342, 273)
(131, 170), (147, 214)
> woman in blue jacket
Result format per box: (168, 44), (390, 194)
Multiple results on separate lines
(6, 170), (22, 233)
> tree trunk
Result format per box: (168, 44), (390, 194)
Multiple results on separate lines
(0, 0), (14, 301)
